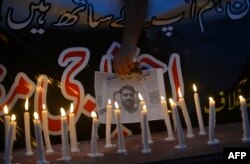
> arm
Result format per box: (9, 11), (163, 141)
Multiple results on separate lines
(113, 0), (148, 75)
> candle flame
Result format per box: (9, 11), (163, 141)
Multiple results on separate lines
(42, 104), (46, 110)
(239, 95), (244, 101)
(11, 114), (16, 121)
(143, 104), (147, 110)
(25, 97), (29, 111)
(70, 103), (74, 113)
(209, 97), (214, 101)
(4, 105), (8, 114)
(114, 101), (119, 109)
(178, 88), (183, 98)
(108, 99), (111, 105)
(161, 96), (165, 101)
(193, 84), (197, 92)
(60, 108), (66, 117)
(169, 98), (175, 105)
(91, 111), (97, 118)
(138, 93), (143, 101)
(34, 112), (39, 120)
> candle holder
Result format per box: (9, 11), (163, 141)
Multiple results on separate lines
(114, 101), (127, 154)
(105, 99), (116, 148)
(69, 103), (80, 153)
(169, 99), (187, 150)
(239, 96), (250, 143)
(58, 108), (71, 161)
(207, 139), (220, 145)
(207, 97), (220, 145)
(141, 105), (152, 154)
(87, 152), (104, 158)
(193, 84), (206, 136)
(161, 96), (175, 141)
(178, 88), (194, 138)
(33, 112), (50, 164)
(88, 111), (104, 157)
(42, 104), (54, 154)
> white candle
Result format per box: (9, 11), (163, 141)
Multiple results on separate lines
(4, 105), (10, 155)
(24, 97), (33, 155)
(138, 93), (153, 144)
(207, 97), (219, 145)
(141, 105), (151, 153)
(239, 95), (250, 142)
(68, 103), (80, 152)
(114, 101), (127, 153)
(5, 114), (16, 164)
(160, 96), (175, 141)
(42, 104), (54, 153)
(88, 111), (104, 157)
(33, 112), (49, 164)
(105, 99), (115, 148)
(169, 98), (186, 149)
(193, 84), (206, 135)
(58, 108), (71, 161)
(178, 88), (194, 138)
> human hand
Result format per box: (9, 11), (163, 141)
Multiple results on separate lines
(113, 45), (136, 75)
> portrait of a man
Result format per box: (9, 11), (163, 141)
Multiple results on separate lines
(95, 69), (166, 124)
(117, 85), (139, 113)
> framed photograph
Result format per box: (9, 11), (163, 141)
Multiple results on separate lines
(95, 68), (166, 123)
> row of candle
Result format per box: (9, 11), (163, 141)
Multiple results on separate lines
(103, 84), (250, 152)
(4, 99), (80, 163)
(3, 84), (250, 162)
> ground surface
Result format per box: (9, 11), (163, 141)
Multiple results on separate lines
(1, 122), (250, 164)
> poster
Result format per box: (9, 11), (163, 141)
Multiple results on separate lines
(95, 69), (166, 123)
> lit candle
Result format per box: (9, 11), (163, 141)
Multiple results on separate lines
(114, 101), (127, 153)
(141, 104), (151, 153)
(178, 88), (194, 138)
(239, 95), (250, 142)
(105, 99), (115, 148)
(193, 84), (206, 135)
(138, 93), (153, 144)
(160, 96), (175, 141)
(58, 108), (71, 161)
(5, 114), (16, 164)
(169, 98), (186, 149)
(88, 111), (104, 157)
(4, 105), (10, 155)
(33, 112), (49, 164)
(69, 103), (80, 152)
(207, 97), (219, 145)
(42, 104), (54, 153)
(24, 97), (33, 156)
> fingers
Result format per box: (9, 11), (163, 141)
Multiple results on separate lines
(113, 56), (134, 75)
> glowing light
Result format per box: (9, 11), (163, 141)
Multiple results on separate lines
(70, 103), (74, 113)
(209, 97), (214, 102)
(178, 87), (182, 98)
(193, 84), (197, 92)
(42, 104), (46, 110)
(25, 97), (29, 111)
(60, 108), (66, 117)
(11, 114), (16, 121)
(138, 93), (143, 101)
(239, 95), (244, 101)
(91, 111), (97, 118)
(34, 112), (39, 120)
(169, 98), (175, 105)
(114, 101), (119, 109)
(4, 105), (9, 114)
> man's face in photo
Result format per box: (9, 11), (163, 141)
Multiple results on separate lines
(121, 89), (135, 109)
